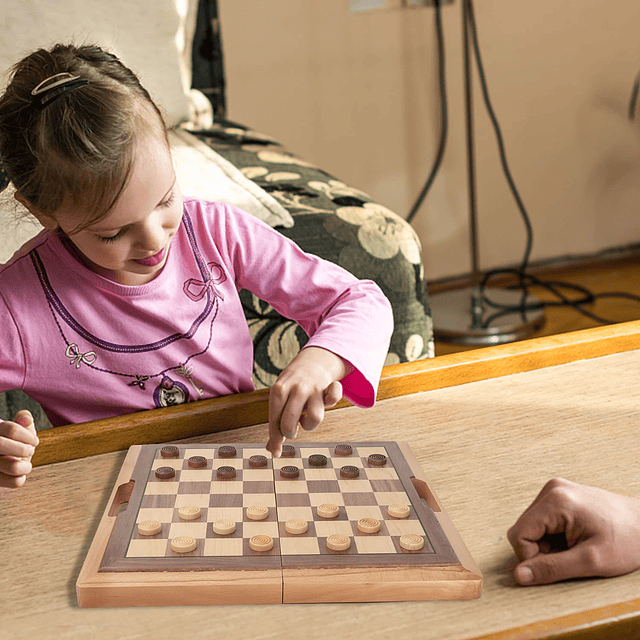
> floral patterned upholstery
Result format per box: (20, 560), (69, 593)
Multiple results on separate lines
(187, 121), (434, 389)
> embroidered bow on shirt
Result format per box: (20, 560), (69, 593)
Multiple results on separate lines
(183, 262), (227, 302)
(66, 343), (97, 369)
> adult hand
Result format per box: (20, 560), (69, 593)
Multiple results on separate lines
(508, 478), (640, 585)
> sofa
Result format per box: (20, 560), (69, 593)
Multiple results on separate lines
(0, 0), (433, 429)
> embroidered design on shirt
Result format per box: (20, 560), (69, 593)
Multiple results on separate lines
(65, 343), (97, 369)
(183, 261), (226, 302)
(153, 375), (190, 407)
(176, 364), (204, 396)
(128, 374), (150, 390)
(30, 211), (221, 407)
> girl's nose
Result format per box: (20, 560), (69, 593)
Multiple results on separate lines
(137, 216), (165, 252)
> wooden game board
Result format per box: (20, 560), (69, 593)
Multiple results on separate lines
(77, 442), (481, 606)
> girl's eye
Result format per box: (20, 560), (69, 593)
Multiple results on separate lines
(160, 192), (174, 208)
(99, 229), (125, 243)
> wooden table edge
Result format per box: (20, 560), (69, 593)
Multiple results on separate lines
(471, 596), (640, 640)
(33, 320), (640, 468)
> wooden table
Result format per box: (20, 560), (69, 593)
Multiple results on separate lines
(2, 321), (640, 639)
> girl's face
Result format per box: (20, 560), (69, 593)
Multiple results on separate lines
(54, 131), (182, 286)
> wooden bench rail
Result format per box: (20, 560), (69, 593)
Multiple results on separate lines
(32, 320), (640, 467)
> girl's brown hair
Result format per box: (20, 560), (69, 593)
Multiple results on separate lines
(0, 43), (167, 231)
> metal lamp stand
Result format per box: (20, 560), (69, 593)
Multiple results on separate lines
(431, 0), (544, 346)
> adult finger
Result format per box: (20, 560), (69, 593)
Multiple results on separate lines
(507, 508), (551, 562)
(514, 543), (600, 585)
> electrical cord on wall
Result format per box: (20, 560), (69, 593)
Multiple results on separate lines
(406, 0), (447, 225)
(409, 0), (640, 326)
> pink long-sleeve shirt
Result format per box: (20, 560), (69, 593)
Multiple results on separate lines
(0, 198), (393, 426)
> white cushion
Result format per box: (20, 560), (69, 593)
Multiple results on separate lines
(169, 128), (293, 228)
(0, 0), (197, 127)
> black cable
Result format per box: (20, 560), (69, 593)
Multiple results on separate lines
(406, 0), (447, 225)
(465, 0), (533, 276)
(629, 71), (640, 121)
(462, 0), (640, 328)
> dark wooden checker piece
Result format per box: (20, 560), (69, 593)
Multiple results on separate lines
(160, 446), (179, 459)
(218, 445), (237, 458)
(281, 445), (295, 457)
(216, 465), (236, 480)
(339, 465), (360, 479)
(280, 465), (300, 479)
(154, 466), (176, 480)
(308, 454), (328, 467)
(368, 454), (387, 467)
(248, 455), (268, 468)
(188, 456), (207, 469)
(334, 444), (353, 457)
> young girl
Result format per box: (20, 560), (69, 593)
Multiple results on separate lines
(0, 44), (393, 488)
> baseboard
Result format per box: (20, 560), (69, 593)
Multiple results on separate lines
(427, 244), (640, 294)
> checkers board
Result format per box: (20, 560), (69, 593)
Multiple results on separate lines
(77, 442), (481, 606)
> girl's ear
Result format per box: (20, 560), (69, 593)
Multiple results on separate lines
(14, 191), (58, 229)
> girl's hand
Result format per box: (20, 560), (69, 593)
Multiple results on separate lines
(266, 347), (345, 457)
(0, 410), (38, 488)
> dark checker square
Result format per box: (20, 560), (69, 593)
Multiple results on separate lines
(305, 480), (340, 494)
(342, 491), (378, 506)
(242, 537), (280, 557)
(177, 481), (211, 494)
(149, 469), (181, 483)
(168, 538), (204, 557)
(348, 520), (390, 536)
(317, 537), (358, 556)
(131, 526), (170, 541)
(208, 521), (244, 539)
(391, 536), (435, 554)
(140, 494), (176, 509)
(302, 456), (334, 469)
(243, 481), (275, 494)
(180, 457), (210, 470)
(171, 507), (209, 523)
(311, 506), (349, 521)
(369, 478), (405, 492)
(275, 493), (312, 508)
(278, 520), (318, 538)
(214, 468), (243, 482)
(209, 493), (244, 508)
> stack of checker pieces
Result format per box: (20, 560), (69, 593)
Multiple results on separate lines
(77, 442), (482, 606)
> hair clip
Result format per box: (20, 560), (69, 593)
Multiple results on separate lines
(30, 72), (89, 111)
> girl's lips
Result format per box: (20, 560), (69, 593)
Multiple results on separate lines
(132, 248), (166, 267)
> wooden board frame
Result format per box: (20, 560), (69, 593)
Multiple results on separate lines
(76, 442), (481, 606)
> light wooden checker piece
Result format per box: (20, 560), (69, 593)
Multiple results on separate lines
(77, 442), (481, 606)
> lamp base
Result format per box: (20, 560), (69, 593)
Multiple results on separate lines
(431, 286), (545, 346)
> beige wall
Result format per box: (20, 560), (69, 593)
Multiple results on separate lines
(218, 0), (640, 280)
